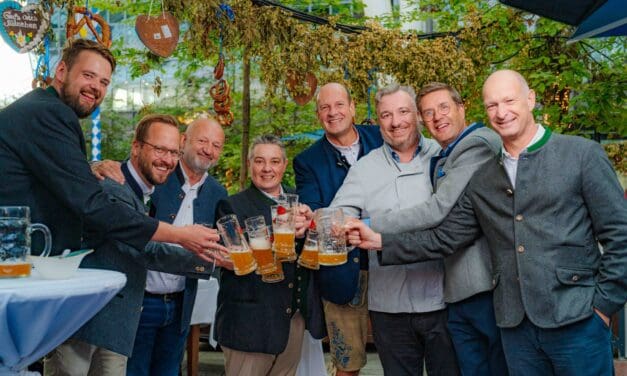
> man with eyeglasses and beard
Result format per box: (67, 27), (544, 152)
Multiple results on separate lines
(91, 117), (228, 375)
(45, 114), (230, 375)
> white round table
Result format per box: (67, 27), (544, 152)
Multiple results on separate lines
(0, 269), (126, 375)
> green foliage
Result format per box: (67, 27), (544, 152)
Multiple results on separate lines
(54, 0), (625, 186)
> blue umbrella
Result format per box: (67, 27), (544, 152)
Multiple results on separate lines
(499, 0), (627, 40)
(570, 0), (627, 42)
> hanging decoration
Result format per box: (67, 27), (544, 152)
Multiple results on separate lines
(32, 35), (52, 89)
(90, 106), (101, 161)
(66, 6), (111, 48)
(285, 70), (317, 106)
(360, 68), (377, 125)
(210, 3), (235, 127)
(0, 1), (50, 53)
(135, 0), (179, 58)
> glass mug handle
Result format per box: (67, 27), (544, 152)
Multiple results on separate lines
(30, 223), (52, 257)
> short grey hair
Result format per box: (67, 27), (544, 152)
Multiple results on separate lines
(248, 134), (287, 161)
(375, 84), (418, 112)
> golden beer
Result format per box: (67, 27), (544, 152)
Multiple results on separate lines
(249, 238), (277, 274)
(318, 252), (347, 266)
(0, 262), (31, 278)
(230, 250), (257, 276)
(262, 258), (284, 283)
(298, 245), (319, 270)
(273, 230), (296, 261)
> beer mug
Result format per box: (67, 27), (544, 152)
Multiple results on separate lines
(216, 214), (257, 276)
(315, 208), (348, 266)
(297, 221), (319, 270)
(0, 206), (52, 278)
(244, 216), (277, 275)
(271, 204), (297, 262)
(261, 254), (284, 283)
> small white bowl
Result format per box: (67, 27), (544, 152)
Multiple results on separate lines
(28, 249), (94, 280)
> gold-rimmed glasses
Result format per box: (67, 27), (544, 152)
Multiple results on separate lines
(140, 140), (182, 160)
(421, 102), (454, 122)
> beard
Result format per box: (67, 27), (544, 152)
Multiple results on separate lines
(138, 157), (172, 186)
(184, 153), (216, 174)
(60, 84), (100, 118)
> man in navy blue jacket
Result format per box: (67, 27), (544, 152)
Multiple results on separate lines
(293, 83), (383, 375)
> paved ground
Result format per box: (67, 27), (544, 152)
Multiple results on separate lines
(182, 342), (385, 376)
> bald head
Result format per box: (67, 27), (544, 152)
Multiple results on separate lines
(483, 70), (530, 99)
(181, 117), (225, 174)
(482, 69), (537, 150)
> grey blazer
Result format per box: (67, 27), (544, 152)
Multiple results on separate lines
(382, 130), (627, 328)
(72, 178), (214, 356)
(377, 125), (502, 303)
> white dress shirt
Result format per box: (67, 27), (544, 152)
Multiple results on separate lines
(145, 166), (208, 294)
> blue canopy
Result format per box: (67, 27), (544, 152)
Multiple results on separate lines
(570, 0), (627, 42)
(499, 0), (627, 40)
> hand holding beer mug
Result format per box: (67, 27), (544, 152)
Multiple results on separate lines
(316, 208), (348, 266)
(297, 221), (319, 270)
(271, 203), (297, 262)
(0, 206), (52, 278)
(216, 215), (257, 276)
(344, 218), (383, 251)
(244, 216), (277, 275)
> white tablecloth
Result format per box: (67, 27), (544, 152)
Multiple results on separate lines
(0, 269), (126, 375)
(190, 278), (219, 347)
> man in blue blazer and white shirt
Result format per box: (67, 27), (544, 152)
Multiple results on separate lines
(348, 70), (627, 376)
(293, 83), (383, 375)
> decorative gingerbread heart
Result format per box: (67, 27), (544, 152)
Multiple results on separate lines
(0, 1), (49, 53)
(135, 12), (179, 58)
(286, 70), (317, 106)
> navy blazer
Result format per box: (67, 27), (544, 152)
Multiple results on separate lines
(151, 164), (228, 332)
(293, 125), (383, 304)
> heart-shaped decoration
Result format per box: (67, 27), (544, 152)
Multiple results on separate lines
(0, 1), (49, 53)
(286, 70), (317, 106)
(135, 12), (179, 58)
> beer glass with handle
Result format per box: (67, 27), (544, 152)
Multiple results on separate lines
(316, 208), (348, 266)
(244, 216), (277, 275)
(216, 214), (257, 276)
(0, 206), (52, 278)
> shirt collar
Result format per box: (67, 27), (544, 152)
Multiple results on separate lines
(502, 124), (545, 160)
(387, 136), (423, 163)
(258, 185), (285, 202)
(127, 161), (155, 197)
(179, 161), (208, 190)
(440, 122), (482, 156)
(326, 130), (360, 151)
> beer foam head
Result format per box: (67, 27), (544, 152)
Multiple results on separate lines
(274, 228), (294, 235)
(249, 237), (272, 249)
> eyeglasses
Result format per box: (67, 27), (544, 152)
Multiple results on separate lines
(421, 102), (453, 122)
(140, 140), (181, 160)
